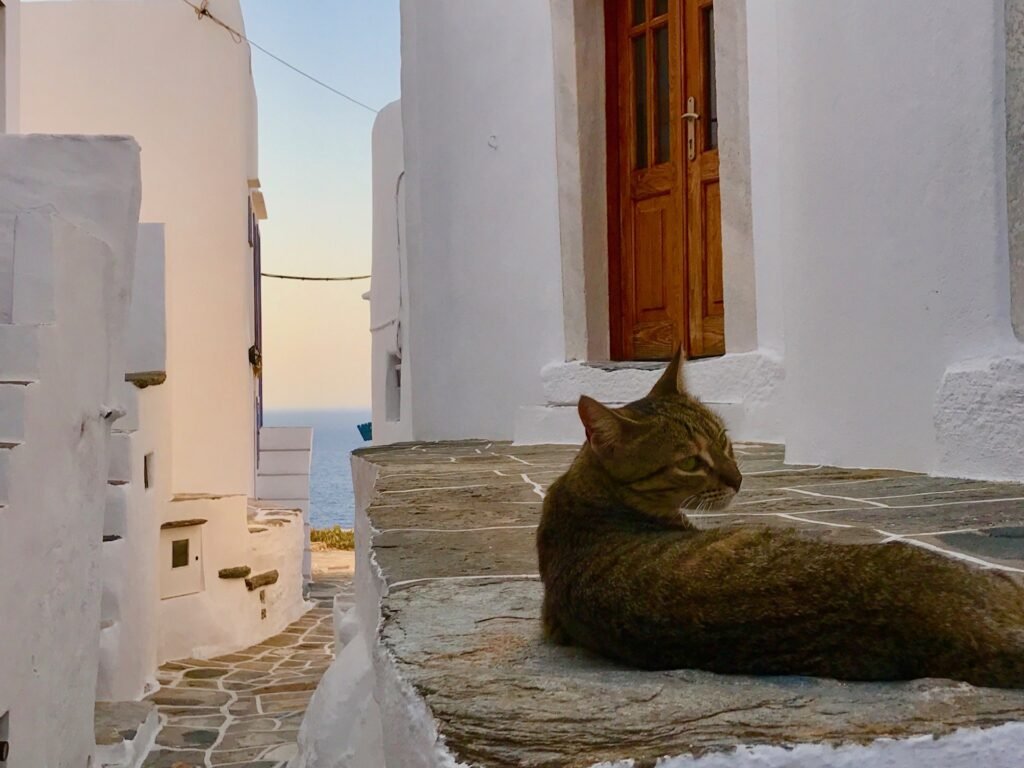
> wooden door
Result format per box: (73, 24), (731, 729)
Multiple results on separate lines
(683, 0), (724, 356)
(608, 0), (724, 359)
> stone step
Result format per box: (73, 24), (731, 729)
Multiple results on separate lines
(100, 536), (126, 630)
(258, 448), (312, 475)
(514, 401), (745, 446)
(0, 443), (14, 506)
(108, 432), (132, 484)
(255, 473), (310, 501)
(0, 383), (27, 444)
(105, 482), (129, 540)
(3, 211), (56, 326)
(94, 700), (158, 768)
(256, 497), (309, 516)
(259, 426), (313, 452)
(0, 324), (40, 383)
(535, 353), (786, 444)
(245, 569), (280, 591)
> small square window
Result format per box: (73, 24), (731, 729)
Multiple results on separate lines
(172, 539), (189, 569)
(144, 453), (154, 490)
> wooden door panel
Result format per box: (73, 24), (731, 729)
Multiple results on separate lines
(633, 321), (679, 359)
(703, 178), (726, 351)
(632, 165), (676, 198)
(634, 197), (671, 314)
(684, 0), (725, 357)
(703, 180), (723, 313)
(610, 0), (684, 360)
(608, 0), (723, 360)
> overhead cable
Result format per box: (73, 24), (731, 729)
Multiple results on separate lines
(261, 272), (371, 282)
(179, 0), (379, 114)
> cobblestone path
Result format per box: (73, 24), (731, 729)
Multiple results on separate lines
(141, 555), (354, 768)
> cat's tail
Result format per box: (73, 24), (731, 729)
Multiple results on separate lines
(951, 578), (1024, 689)
(960, 653), (1024, 689)
(913, 573), (1024, 689)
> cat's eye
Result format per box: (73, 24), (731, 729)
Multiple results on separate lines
(677, 456), (703, 472)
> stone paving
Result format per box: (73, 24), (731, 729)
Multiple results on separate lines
(139, 553), (354, 768)
(356, 440), (1024, 767)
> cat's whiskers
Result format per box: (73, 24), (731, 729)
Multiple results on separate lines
(679, 494), (700, 511)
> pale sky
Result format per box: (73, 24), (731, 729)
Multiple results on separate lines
(242, 0), (400, 410)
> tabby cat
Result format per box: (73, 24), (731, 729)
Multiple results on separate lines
(536, 349), (1024, 687)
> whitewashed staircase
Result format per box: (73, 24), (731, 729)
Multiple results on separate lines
(0, 325), (39, 514)
(514, 354), (785, 445)
(0, 210), (47, 516)
(0, 135), (141, 768)
(256, 426), (314, 587)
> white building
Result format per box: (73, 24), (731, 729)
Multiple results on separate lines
(370, 0), (1024, 483)
(14, 0), (312, 706)
(0, 0), (18, 133)
(0, 132), (141, 768)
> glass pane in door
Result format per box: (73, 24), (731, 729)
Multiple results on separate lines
(633, 34), (649, 169)
(654, 25), (671, 163)
(633, 0), (647, 26)
(703, 5), (718, 149)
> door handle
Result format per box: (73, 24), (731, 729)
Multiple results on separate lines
(684, 97), (698, 160)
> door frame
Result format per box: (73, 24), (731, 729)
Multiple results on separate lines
(605, 0), (721, 360)
(547, 0), (758, 361)
(604, 0), (625, 360)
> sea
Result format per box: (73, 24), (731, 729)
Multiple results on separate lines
(263, 408), (372, 529)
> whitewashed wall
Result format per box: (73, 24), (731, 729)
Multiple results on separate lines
(774, 0), (1021, 474)
(100, 382), (169, 702)
(0, 0), (19, 132)
(0, 134), (140, 768)
(376, 0), (1024, 481)
(126, 224), (168, 380)
(20, 0), (259, 496)
(158, 496), (306, 663)
(399, 0), (567, 441)
(370, 100), (413, 445)
(257, 426), (314, 586)
(98, 224), (170, 702)
(744, 0), (783, 355)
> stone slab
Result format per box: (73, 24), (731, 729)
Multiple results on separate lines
(811, 500), (1024, 536)
(373, 527), (538, 583)
(356, 441), (1024, 766)
(138, 555), (352, 768)
(384, 578), (1024, 767)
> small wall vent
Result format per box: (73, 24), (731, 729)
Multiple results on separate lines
(160, 525), (204, 598)
(386, 354), (401, 422)
(1, 710), (10, 765)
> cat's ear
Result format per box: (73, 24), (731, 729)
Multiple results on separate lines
(578, 396), (637, 456)
(648, 345), (687, 398)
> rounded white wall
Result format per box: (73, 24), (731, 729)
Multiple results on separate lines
(400, 0), (567, 441)
(0, 135), (140, 768)
(19, 0), (258, 496)
(1, 0), (20, 133)
(370, 100), (413, 445)
(775, 0), (1016, 472)
(745, 0), (784, 355)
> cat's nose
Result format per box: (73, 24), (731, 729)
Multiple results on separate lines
(723, 464), (742, 492)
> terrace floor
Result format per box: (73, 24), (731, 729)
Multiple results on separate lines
(356, 441), (1024, 767)
(137, 552), (354, 768)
